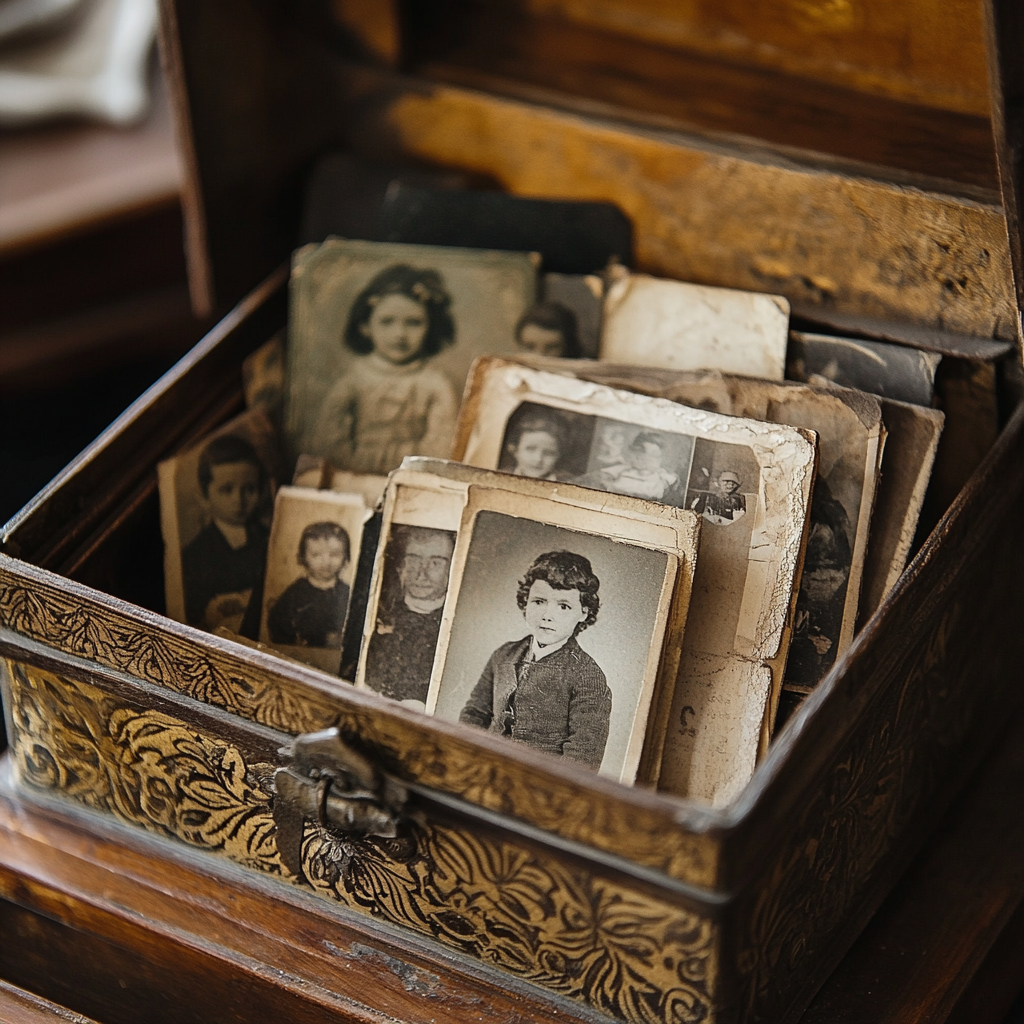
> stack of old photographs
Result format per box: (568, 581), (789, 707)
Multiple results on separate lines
(155, 206), (988, 807)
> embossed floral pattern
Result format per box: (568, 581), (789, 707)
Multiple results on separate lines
(3, 658), (717, 1024)
(0, 566), (717, 886)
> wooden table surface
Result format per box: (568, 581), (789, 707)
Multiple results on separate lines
(0, 709), (1022, 1024)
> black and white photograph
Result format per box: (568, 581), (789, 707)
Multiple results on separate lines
(429, 500), (679, 784)
(360, 522), (457, 708)
(285, 238), (537, 475)
(510, 271), (603, 360)
(540, 271), (604, 358)
(158, 409), (285, 638)
(453, 357), (817, 804)
(258, 486), (369, 673)
(787, 331), (941, 407)
(683, 438), (762, 526)
(496, 401), (696, 505)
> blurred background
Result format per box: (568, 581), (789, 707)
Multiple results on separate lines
(0, 0), (207, 523)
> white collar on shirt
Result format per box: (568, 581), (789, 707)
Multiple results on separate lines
(530, 634), (571, 662)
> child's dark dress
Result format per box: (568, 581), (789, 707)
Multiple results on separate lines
(268, 577), (350, 647)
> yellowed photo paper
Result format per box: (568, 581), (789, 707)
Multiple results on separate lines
(454, 358), (816, 805)
(259, 486), (371, 674)
(158, 408), (284, 638)
(286, 238), (537, 474)
(600, 271), (789, 380)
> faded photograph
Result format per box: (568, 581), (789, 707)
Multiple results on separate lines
(432, 512), (670, 779)
(786, 478), (854, 686)
(158, 409), (284, 638)
(362, 524), (457, 706)
(287, 239), (536, 475)
(259, 487), (367, 672)
(683, 439), (760, 527)
(541, 272), (603, 358)
(496, 401), (695, 506)
(514, 300), (582, 358)
(497, 403), (592, 481)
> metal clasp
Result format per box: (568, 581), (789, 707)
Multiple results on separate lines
(271, 728), (408, 881)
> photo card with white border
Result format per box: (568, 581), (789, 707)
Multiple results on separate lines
(427, 485), (689, 785)
(259, 486), (371, 674)
(355, 472), (466, 709)
(158, 408), (284, 639)
(453, 358), (817, 806)
(286, 238), (538, 474)
(397, 457), (701, 781)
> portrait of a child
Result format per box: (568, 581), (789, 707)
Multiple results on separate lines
(181, 434), (269, 637)
(514, 301), (581, 358)
(501, 411), (570, 480)
(267, 521), (351, 648)
(459, 550), (612, 771)
(313, 263), (459, 474)
(597, 431), (682, 502)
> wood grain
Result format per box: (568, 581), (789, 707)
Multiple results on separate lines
(0, 769), (608, 1024)
(352, 72), (1014, 339)
(466, 0), (991, 118)
(0, 980), (98, 1024)
(404, 0), (997, 187)
(799, 713), (1024, 1023)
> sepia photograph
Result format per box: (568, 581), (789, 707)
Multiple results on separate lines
(158, 409), (285, 639)
(258, 486), (369, 673)
(285, 238), (537, 475)
(429, 488), (683, 784)
(453, 358), (816, 804)
(355, 472), (467, 707)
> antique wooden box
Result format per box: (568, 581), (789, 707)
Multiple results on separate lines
(3, 2), (1024, 1022)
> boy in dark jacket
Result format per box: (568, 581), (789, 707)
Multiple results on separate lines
(182, 434), (268, 637)
(460, 550), (611, 771)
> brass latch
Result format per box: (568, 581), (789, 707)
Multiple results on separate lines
(271, 728), (408, 881)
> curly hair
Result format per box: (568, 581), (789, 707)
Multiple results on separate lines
(344, 263), (456, 357)
(297, 521), (351, 568)
(516, 550), (600, 635)
(515, 300), (581, 358)
(197, 434), (265, 498)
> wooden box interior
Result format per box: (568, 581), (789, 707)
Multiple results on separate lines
(2, 2), (1024, 1022)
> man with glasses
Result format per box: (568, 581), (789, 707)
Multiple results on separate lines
(363, 525), (455, 707)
